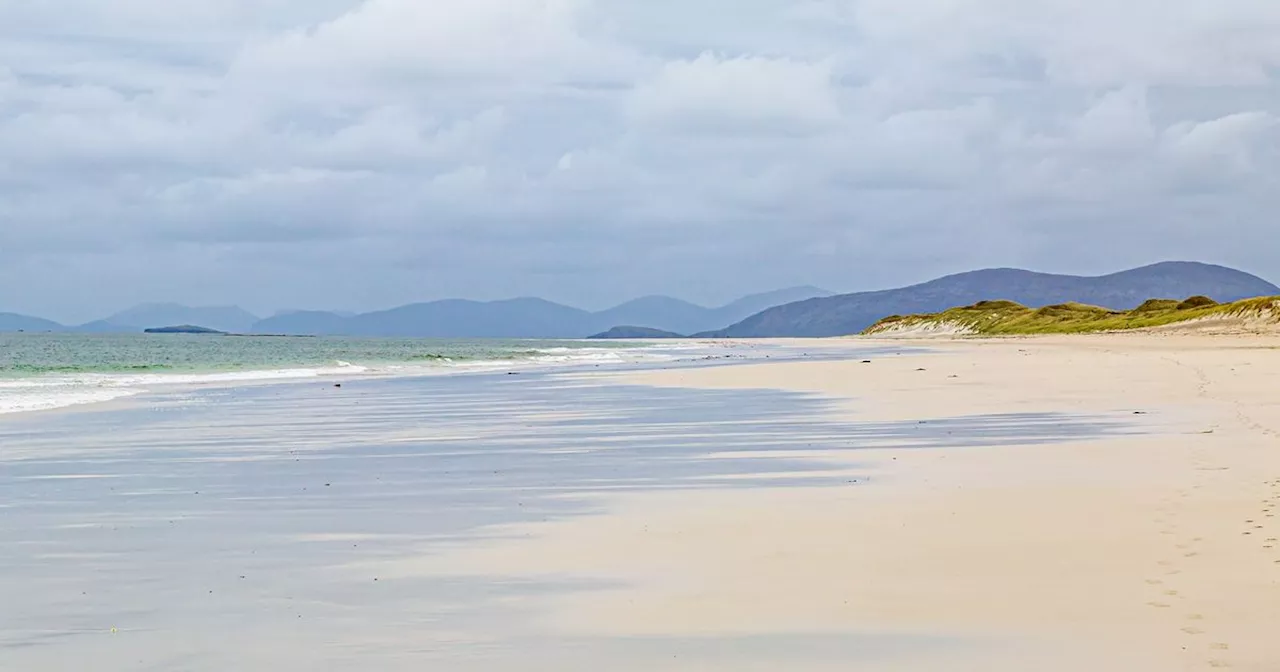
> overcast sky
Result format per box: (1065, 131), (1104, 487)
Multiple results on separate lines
(3, 1), (1280, 322)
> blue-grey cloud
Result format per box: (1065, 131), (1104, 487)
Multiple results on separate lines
(2, 0), (1279, 322)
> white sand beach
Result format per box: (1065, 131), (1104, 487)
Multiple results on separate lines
(5, 335), (1280, 671)
(411, 334), (1280, 670)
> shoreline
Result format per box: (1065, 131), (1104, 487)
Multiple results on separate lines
(0, 339), (789, 418)
(1, 352), (901, 671)
(411, 333), (1280, 670)
(0, 337), (897, 419)
(6, 332), (1280, 669)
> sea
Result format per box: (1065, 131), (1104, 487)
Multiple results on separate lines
(0, 333), (766, 416)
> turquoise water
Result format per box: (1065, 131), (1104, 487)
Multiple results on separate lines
(0, 333), (678, 414)
(0, 333), (643, 376)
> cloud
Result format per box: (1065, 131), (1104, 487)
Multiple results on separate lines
(1071, 86), (1157, 154)
(229, 0), (639, 91)
(629, 53), (841, 131)
(1162, 111), (1279, 180)
(1, 0), (1279, 321)
(845, 0), (1280, 87)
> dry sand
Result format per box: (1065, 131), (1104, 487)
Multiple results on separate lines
(411, 334), (1280, 670)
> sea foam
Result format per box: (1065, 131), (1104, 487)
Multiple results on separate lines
(0, 364), (366, 416)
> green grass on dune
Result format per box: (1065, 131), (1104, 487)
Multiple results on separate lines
(864, 295), (1280, 336)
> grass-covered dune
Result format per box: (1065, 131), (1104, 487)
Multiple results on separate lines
(862, 295), (1280, 336)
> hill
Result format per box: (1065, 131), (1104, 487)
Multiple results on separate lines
(75, 320), (136, 333)
(250, 286), (832, 337)
(712, 286), (835, 322)
(88, 304), (259, 334)
(863, 296), (1280, 337)
(344, 298), (594, 338)
(251, 310), (353, 336)
(0, 312), (67, 333)
(700, 262), (1280, 338)
(588, 326), (685, 339)
(144, 325), (227, 335)
(591, 297), (712, 336)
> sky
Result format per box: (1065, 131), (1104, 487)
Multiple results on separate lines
(3, 1), (1280, 323)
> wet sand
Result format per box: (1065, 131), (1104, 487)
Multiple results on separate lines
(4, 336), (1279, 670)
(2, 348), (1093, 671)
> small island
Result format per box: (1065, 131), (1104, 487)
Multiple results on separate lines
(862, 295), (1280, 336)
(588, 326), (686, 339)
(144, 325), (227, 335)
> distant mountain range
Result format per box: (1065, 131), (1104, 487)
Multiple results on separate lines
(0, 287), (833, 337)
(3, 263), (1275, 338)
(0, 312), (65, 333)
(76, 304), (261, 334)
(250, 286), (834, 338)
(699, 262), (1280, 337)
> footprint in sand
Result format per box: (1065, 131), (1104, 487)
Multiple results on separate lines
(1210, 643), (1229, 651)
(1209, 660), (1231, 668)
(1147, 602), (1171, 609)
(1145, 579), (1163, 585)
(1182, 626), (1204, 635)
(1163, 590), (1180, 597)
(1187, 614), (1205, 621)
